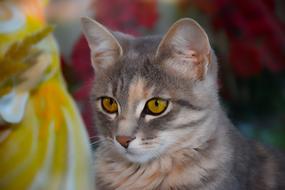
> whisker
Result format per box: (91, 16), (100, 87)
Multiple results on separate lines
(89, 135), (103, 139)
(89, 137), (113, 145)
(90, 140), (104, 145)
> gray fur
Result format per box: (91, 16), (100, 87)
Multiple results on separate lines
(81, 17), (285, 190)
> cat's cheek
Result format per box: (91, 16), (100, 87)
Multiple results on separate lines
(157, 131), (182, 152)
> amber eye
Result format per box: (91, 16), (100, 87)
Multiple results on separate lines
(145, 98), (168, 115)
(101, 97), (118, 114)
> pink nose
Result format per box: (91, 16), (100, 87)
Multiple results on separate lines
(116, 136), (136, 149)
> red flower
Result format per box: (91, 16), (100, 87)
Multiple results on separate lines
(71, 36), (93, 81)
(94, 0), (158, 34)
(71, 36), (95, 136)
(230, 41), (262, 77)
(212, 0), (285, 77)
(73, 80), (95, 137)
(135, 0), (158, 29)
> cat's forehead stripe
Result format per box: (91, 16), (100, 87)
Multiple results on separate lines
(128, 77), (151, 105)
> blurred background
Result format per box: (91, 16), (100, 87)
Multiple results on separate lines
(46, 0), (285, 149)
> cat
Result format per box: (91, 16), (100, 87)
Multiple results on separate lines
(81, 17), (285, 190)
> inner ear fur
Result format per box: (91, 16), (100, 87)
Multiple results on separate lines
(81, 17), (123, 71)
(156, 18), (211, 80)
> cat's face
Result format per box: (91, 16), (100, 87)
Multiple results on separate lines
(82, 18), (218, 163)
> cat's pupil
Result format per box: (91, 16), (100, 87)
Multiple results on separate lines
(109, 99), (113, 105)
(155, 100), (159, 107)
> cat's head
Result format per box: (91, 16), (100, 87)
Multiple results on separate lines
(81, 17), (219, 163)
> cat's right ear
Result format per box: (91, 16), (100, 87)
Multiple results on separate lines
(81, 17), (123, 71)
(156, 18), (211, 81)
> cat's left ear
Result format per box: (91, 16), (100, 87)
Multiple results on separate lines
(81, 17), (123, 71)
(156, 18), (211, 80)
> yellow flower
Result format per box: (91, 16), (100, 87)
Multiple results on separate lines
(0, 1), (93, 189)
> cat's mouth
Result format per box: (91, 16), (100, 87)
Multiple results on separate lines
(124, 148), (159, 163)
(113, 137), (164, 163)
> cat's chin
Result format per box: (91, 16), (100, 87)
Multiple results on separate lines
(124, 151), (157, 163)
(113, 141), (162, 163)
(113, 146), (160, 163)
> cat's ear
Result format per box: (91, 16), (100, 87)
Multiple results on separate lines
(81, 17), (123, 71)
(156, 18), (211, 80)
